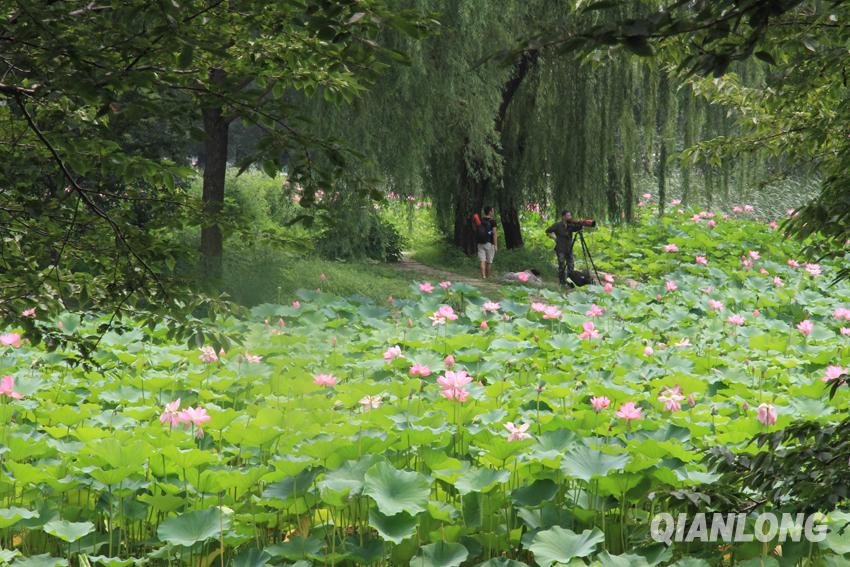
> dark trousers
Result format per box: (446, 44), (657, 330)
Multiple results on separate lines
(557, 250), (575, 286)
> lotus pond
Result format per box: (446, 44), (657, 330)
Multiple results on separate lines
(1, 209), (850, 567)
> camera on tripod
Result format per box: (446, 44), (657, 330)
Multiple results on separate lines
(567, 219), (596, 228)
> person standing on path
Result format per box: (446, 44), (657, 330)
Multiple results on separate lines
(545, 209), (582, 287)
(476, 206), (498, 279)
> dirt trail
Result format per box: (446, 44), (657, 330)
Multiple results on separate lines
(393, 253), (503, 297)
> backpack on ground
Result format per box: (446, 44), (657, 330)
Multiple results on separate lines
(568, 269), (592, 286)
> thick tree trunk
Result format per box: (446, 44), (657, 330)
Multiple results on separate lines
(200, 68), (229, 283)
(497, 204), (523, 249)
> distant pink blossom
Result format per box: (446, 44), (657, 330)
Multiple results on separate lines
(603, 273), (614, 283)
(437, 370), (473, 402)
(199, 346), (218, 363)
(585, 304), (604, 317)
(21, 308), (36, 318)
(797, 320), (814, 336)
(727, 314), (745, 326)
(542, 305), (562, 320)
(769, 221), (778, 230)
(676, 338), (691, 347)
(291, 300), (301, 308)
(504, 422), (532, 442)
(665, 280), (678, 293)
(756, 403), (777, 426)
(834, 307), (850, 321)
(638, 201), (646, 207)
(244, 352), (262, 364)
(444, 355), (455, 368)
(658, 386), (685, 412)
(603, 283), (614, 294)
(759, 268), (769, 275)
(483, 301), (500, 312)
(419, 282), (434, 293)
(409, 363), (432, 377)
(708, 299), (724, 312)
(177, 407), (211, 436)
(695, 255), (708, 266)
(663, 243), (679, 253)
(787, 209), (796, 216)
(616, 402), (642, 421)
(741, 258), (753, 269)
(159, 399), (181, 426)
(752, 309), (761, 317)
(0, 375), (23, 400)
(732, 206), (743, 213)
(579, 321), (600, 340)
(313, 373), (337, 387)
(707, 220), (716, 228)
(671, 199), (682, 206)
(842, 327), (850, 336)
(0, 333), (21, 348)
(805, 263), (821, 277)
(642, 193), (652, 200)
(787, 259), (800, 268)
(383, 345), (402, 360)
(748, 250), (760, 260)
(773, 276), (784, 287)
(643, 345), (654, 356)
(430, 305), (458, 325)
(744, 205), (754, 212)
(590, 396), (611, 413)
(439, 281), (452, 289)
(531, 302), (547, 313)
(822, 365), (846, 382)
(480, 321), (488, 330)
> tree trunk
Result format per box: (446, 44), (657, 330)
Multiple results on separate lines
(200, 68), (230, 283)
(453, 156), (488, 255)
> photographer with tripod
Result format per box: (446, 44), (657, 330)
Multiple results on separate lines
(546, 210), (597, 287)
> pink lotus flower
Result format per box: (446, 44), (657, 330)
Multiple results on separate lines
(542, 305), (562, 320)
(691, 214), (701, 222)
(199, 346), (218, 363)
(383, 345), (402, 360)
(616, 402), (642, 421)
(769, 221), (778, 230)
(244, 352), (262, 364)
(756, 403), (777, 426)
(671, 199), (682, 206)
(759, 268), (769, 275)
(805, 263), (821, 277)
(695, 256), (708, 266)
(834, 307), (850, 321)
(823, 366), (846, 382)
(444, 355), (455, 367)
(291, 300), (301, 308)
(21, 308), (36, 318)
(603, 283), (614, 294)
(665, 280), (678, 292)
(638, 201), (645, 207)
(313, 373), (337, 387)
(732, 206), (743, 213)
(439, 281), (452, 289)
(0, 333), (21, 348)
(437, 370), (472, 402)
(797, 320), (814, 336)
(642, 193), (651, 199)
(748, 250), (760, 260)
(663, 243), (679, 253)
(708, 299), (724, 312)
(517, 272), (530, 282)
(409, 363), (432, 377)
(726, 314), (745, 326)
(177, 407), (211, 436)
(419, 282), (434, 293)
(741, 258), (753, 269)
(773, 276), (784, 287)
(483, 301), (500, 312)
(675, 338), (691, 347)
(430, 305), (458, 325)
(752, 309), (761, 317)
(643, 345), (654, 356)
(359, 395), (382, 410)
(531, 302), (547, 313)
(579, 321), (600, 340)
(585, 304), (604, 317)
(504, 422), (531, 442)
(590, 396), (611, 413)
(787, 259), (800, 268)
(480, 321), (488, 330)
(0, 375), (23, 399)
(277, 318), (286, 327)
(787, 209), (796, 216)
(658, 386), (685, 412)
(159, 399), (181, 426)
(707, 220), (716, 228)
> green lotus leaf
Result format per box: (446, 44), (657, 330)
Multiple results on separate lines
(43, 519), (95, 543)
(156, 508), (231, 547)
(363, 462), (430, 516)
(0, 508), (39, 529)
(409, 541), (468, 567)
(560, 446), (630, 482)
(527, 526), (604, 566)
(369, 509), (417, 544)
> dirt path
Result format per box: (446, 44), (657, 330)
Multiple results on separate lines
(393, 253), (504, 297)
